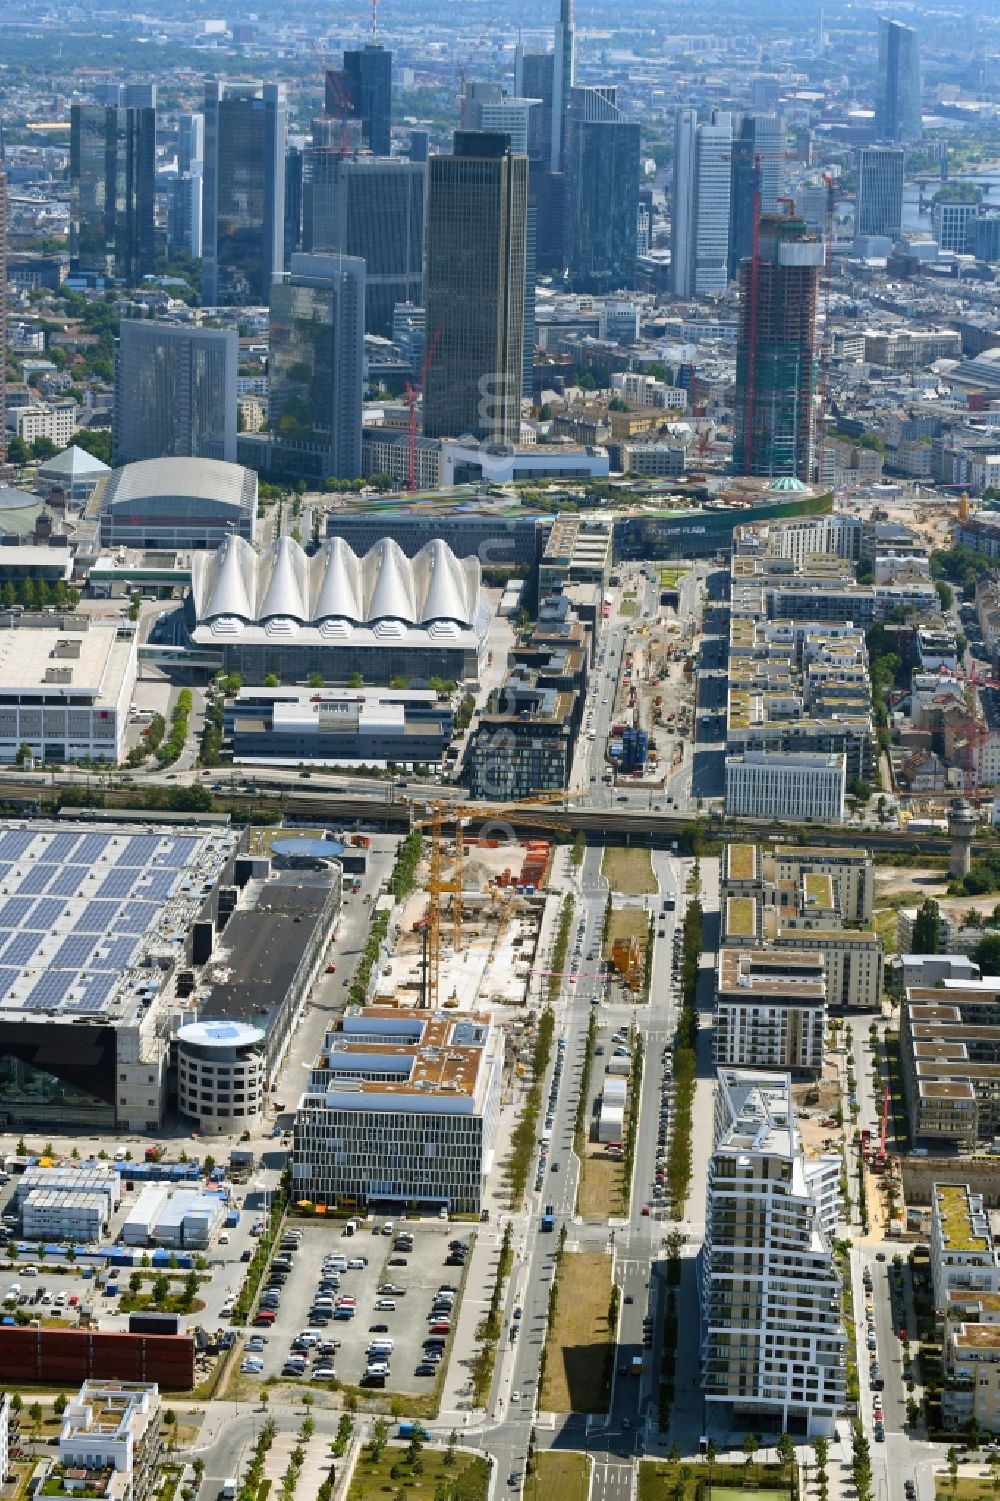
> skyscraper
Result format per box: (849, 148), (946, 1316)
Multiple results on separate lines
(423, 131), (527, 444)
(202, 80), (286, 307)
(733, 212), (823, 481)
(170, 113), (204, 259)
(302, 145), (425, 339)
(114, 321), (238, 466)
(268, 252), (365, 481)
(70, 85), (156, 285)
(551, 0), (575, 172)
(729, 113), (784, 278)
(856, 146), (904, 240)
(0, 163), (7, 468)
(515, 49), (555, 169)
(564, 86), (640, 293)
(671, 109), (733, 298)
(670, 107), (698, 298)
(326, 44), (392, 158)
(875, 16), (922, 144)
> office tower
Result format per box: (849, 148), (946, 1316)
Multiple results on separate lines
(0, 164), (6, 467)
(551, 0), (575, 172)
(461, 80), (502, 130)
(168, 174), (203, 259)
(202, 80), (286, 307)
(302, 147), (425, 339)
(733, 212), (823, 482)
(473, 97), (539, 158)
(423, 131), (527, 444)
(408, 129), (429, 163)
(177, 113), (204, 173)
(564, 86), (640, 293)
(326, 44), (392, 158)
(856, 145), (904, 240)
(875, 16), (921, 143)
(700, 1069), (846, 1438)
(671, 107), (698, 297)
(729, 113), (784, 278)
(516, 49), (555, 169)
(114, 321), (238, 465)
(269, 252), (365, 481)
(70, 85), (156, 285)
(932, 198), (979, 254)
(285, 144), (303, 265)
(523, 203), (537, 397)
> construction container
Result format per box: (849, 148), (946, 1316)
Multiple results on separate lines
(21, 1190), (108, 1244)
(122, 1186), (170, 1246)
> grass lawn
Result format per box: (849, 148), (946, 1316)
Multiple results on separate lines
(603, 906), (648, 956)
(540, 1251), (613, 1413)
(348, 1445), (488, 1501)
(639, 1462), (794, 1501)
(602, 847), (657, 896)
(933, 1482), (1000, 1501)
(524, 1451), (589, 1501)
(659, 566), (690, 588)
(577, 1151), (626, 1219)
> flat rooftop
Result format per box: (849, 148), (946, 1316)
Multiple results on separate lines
(725, 843), (758, 882)
(0, 821), (237, 1023)
(312, 1006), (497, 1106)
(0, 620), (132, 700)
(935, 1183), (994, 1255)
(717, 946), (826, 1001)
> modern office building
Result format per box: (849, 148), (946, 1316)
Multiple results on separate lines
(169, 112), (204, 260)
(302, 147), (424, 338)
(714, 946), (827, 1075)
(932, 199), (980, 254)
(856, 146), (905, 241)
(97, 456), (257, 550)
(564, 86), (640, 293)
(202, 80), (285, 306)
(725, 749), (846, 822)
(701, 1068), (846, 1437)
(267, 251), (365, 482)
(516, 48), (555, 169)
(423, 131), (527, 444)
(188, 533), (488, 685)
(229, 685), (454, 764)
(875, 16), (922, 144)
(293, 1008), (504, 1214)
(70, 87), (156, 285)
(671, 109), (733, 298)
(551, 0), (575, 172)
(733, 212), (823, 480)
(729, 113), (784, 277)
(113, 321), (238, 466)
(0, 613), (136, 765)
(176, 1020), (266, 1136)
(326, 44), (392, 157)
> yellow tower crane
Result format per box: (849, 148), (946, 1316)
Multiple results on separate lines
(406, 787), (582, 1010)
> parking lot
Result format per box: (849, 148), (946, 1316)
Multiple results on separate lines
(242, 1217), (474, 1394)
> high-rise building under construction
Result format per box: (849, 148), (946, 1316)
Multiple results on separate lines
(733, 212), (823, 482)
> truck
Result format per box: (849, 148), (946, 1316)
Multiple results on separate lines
(221, 1481), (238, 1500)
(541, 1205), (556, 1232)
(631, 1356), (643, 1376)
(398, 1423), (430, 1441)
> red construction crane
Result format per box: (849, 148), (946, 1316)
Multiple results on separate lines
(405, 320), (444, 493)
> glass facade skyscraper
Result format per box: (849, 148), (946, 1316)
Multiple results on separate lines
(70, 86), (156, 285)
(202, 80), (286, 306)
(564, 86), (640, 294)
(875, 17), (922, 144)
(423, 131), (527, 445)
(114, 321), (238, 466)
(268, 252), (365, 482)
(325, 44), (392, 158)
(856, 146), (905, 240)
(302, 148), (425, 338)
(729, 113), (784, 279)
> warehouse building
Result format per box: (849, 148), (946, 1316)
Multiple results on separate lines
(293, 1008), (503, 1214)
(188, 533), (489, 686)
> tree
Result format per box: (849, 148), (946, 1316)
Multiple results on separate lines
(181, 1270), (199, 1308)
(28, 1400), (42, 1439)
(54, 1392), (67, 1415)
(948, 1447), (960, 1499)
(935, 578), (955, 611)
(165, 1408), (178, 1451)
(307, 672), (324, 688)
(347, 671), (364, 689)
(152, 1273), (170, 1305)
(912, 897), (941, 955)
(71, 428), (112, 465)
(389, 674), (409, 690)
(743, 1433), (759, 1481)
(14, 742), (34, 766)
(972, 932), (1000, 974)
(30, 436), (58, 461)
(777, 1432), (795, 1474)
(129, 1271), (142, 1294)
(264, 673), (280, 687)
(10, 1393), (22, 1414)
(6, 435), (29, 465)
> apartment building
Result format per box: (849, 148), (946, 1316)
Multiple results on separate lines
(942, 1322), (1000, 1436)
(700, 1069), (846, 1438)
(902, 987), (1000, 1148)
(0, 1393), (8, 1496)
(292, 1008), (503, 1214)
(724, 842), (876, 924)
(8, 400), (78, 449)
(56, 1380), (161, 1501)
(714, 947), (827, 1075)
(930, 1183), (1000, 1314)
(538, 513), (613, 595)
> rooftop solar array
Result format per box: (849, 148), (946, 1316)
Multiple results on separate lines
(0, 822), (237, 1021)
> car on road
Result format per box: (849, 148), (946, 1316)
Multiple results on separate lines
(415, 1362), (436, 1376)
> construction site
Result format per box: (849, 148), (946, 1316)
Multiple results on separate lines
(374, 827), (553, 1018)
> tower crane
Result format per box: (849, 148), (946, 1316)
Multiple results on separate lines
(405, 787), (583, 1009)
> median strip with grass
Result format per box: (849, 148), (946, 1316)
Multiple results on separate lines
(539, 1247), (615, 1413)
(602, 846), (657, 895)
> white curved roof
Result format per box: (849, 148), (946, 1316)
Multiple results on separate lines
(191, 533), (481, 631)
